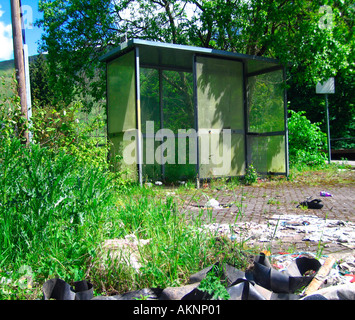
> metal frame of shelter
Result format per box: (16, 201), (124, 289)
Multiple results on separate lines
(100, 39), (289, 185)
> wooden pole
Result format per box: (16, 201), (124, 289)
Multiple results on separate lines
(304, 255), (336, 296)
(10, 0), (29, 145)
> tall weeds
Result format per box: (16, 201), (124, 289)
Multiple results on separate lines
(0, 79), (252, 299)
(0, 137), (115, 290)
(88, 191), (215, 293)
(0, 139), (251, 299)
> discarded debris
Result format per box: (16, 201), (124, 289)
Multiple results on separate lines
(200, 214), (355, 248)
(304, 255), (336, 296)
(302, 283), (355, 300)
(43, 279), (93, 300)
(320, 191), (332, 197)
(99, 234), (151, 272)
(42, 252), (355, 300)
(205, 198), (223, 209)
(297, 198), (323, 209)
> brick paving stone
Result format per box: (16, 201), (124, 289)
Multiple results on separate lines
(181, 171), (355, 256)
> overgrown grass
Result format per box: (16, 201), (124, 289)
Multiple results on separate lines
(2, 134), (351, 299)
(87, 185), (254, 295)
(0, 138), (253, 299)
(287, 162), (354, 186)
(0, 138), (117, 298)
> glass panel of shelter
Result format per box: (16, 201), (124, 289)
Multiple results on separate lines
(107, 50), (137, 180)
(139, 57), (286, 180)
(195, 56), (245, 179)
(246, 67), (286, 174)
(140, 66), (196, 181)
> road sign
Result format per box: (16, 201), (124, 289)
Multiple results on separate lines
(316, 77), (335, 94)
(316, 77), (335, 164)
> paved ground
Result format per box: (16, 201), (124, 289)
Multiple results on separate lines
(181, 168), (355, 256)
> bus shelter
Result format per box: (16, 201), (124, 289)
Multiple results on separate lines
(100, 39), (288, 184)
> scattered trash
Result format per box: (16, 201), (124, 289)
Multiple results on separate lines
(338, 255), (355, 274)
(344, 274), (355, 283)
(252, 253), (321, 296)
(297, 198), (323, 209)
(46, 253), (355, 300)
(261, 250), (271, 256)
(43, 279), (93, 300)
(302, 283), (355, 300)
(230, 234), (238, 241)
(99, 234), (151, 272)
(304, 255), (336, 296)
(200, 214), (355, 247)
(205, 198), (223, 209)
(92, 288), (163, 300)
(320, 191), (332, 197)
(41, 252), (355, 300)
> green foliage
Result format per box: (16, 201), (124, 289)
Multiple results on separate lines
(30, 101), (108, 169)
(0, 136), (116, 295)
(244, 164), (258, 185)
(37, 0), (114, 106)
(0, 61), (16, 100)
(29, 53), (56, 107)
(0, 76), (28, 144)
(198, 265), (230, 300)
(104, 193), (211, 289)
(288, 69), (355, 150)
(248, 71), (285, 133)
(288, 110), (327, 167)
(36, 0), (354, 105)
(1, 75), (108, 170)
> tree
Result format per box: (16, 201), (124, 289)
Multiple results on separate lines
(29, 53), (56, 107)
(287, 67), (355, 150)
(37, 0), (117, 107)
(37, 0), (354, 105)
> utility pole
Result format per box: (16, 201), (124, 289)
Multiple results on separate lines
(10, 0), (29, 145)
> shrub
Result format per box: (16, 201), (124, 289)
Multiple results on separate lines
(288, 110), (327, 167)
(1, 75), (109, 171)
(30, 101), (108, 169)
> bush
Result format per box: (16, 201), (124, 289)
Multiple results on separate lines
(30, 101), (108, 169)
(1, 75), (109, 171)
(288, 110), (327, 167)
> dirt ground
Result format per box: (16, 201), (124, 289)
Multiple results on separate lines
(180, 168), (355, 256)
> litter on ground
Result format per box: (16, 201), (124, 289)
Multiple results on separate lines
(43, 252), (355, 300)
(199, 214), (355, 248)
